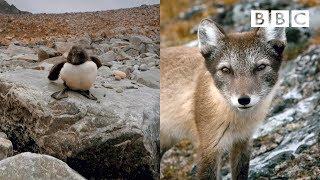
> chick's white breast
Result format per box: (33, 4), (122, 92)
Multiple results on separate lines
(60, 61), (97, 90)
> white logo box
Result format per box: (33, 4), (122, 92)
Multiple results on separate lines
(251, 10), (309, 27)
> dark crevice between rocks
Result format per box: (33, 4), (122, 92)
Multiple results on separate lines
(3, 125), (40, 155)
(67, 132), (153, 179)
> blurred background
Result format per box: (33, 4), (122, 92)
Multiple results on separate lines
(161, 0), (320, 60)
(160, 0), (320, 179)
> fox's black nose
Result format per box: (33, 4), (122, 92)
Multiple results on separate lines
(238, 95), (251, 106)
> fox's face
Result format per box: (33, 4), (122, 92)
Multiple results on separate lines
(198, 19), (286, 111)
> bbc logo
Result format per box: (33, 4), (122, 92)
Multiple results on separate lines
(251, 10), (309, 27)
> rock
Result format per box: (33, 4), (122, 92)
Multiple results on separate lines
(97, 66), (113, 78)
(135, 69), (160, 89)
(0, 132), (7, 139)
(0, 152), (85, 180)
(123, 45), (140, 57)
(98, 51), (117, 65)
(139, 43), (147, 54)
(42, 56), (66, 65)
(115, 87), (124, 93)
(54, 41), (74, 54)
(114, 75), (121, 81)
(67, 35), (92, 48)
(146, 43), (159, 55)
(110, 38), (126, 44)
(142, 102), (160, 179)
(13, 54), (38, 62)
(38, 49), (49, 61)
(113, 70), (127, 79)
(0, 138), (13, 161)
(0, 68), (159, 179)
(6, 44), (35, 56)
(129, 35), (153, 45)
(139, 64), (148, 71)
(37, 46), (60, 61)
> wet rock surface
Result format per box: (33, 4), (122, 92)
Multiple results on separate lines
(0, 4), (160, 179)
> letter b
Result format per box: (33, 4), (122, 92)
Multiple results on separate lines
(251, 10), (269, 27)
(271, 10), (289, 27)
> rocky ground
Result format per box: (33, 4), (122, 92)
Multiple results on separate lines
(161, 0), (320, 179)
(0, 4), (160, 180)
(0, 4), (159, 46)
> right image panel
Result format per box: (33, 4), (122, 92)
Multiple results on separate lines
(160, 0), (320, 179)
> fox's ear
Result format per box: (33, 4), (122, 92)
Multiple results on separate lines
(257, 27), (286, 55)
(198, 19), (225, 57)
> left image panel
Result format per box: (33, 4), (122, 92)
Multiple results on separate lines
(0, 0), (160, 179)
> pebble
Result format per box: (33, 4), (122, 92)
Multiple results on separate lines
(115, 75), (122, 81)
(113, 70), (126, 80)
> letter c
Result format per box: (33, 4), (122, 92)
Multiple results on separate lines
(294, 13), (306, 25)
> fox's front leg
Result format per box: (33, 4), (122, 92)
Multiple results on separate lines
(197, 147), (222, 180)
(230, 139), (251, 180)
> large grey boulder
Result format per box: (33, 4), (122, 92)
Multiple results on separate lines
(0, 66), (159, 178)
(0, 152), (85, 180)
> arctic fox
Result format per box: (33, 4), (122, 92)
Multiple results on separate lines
(160, 19), (286, 179)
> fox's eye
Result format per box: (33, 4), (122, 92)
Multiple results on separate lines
(221, 67), (231, 74)
(256, 64), (267, 71)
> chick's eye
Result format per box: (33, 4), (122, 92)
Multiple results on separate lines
(257, 64), (267, 71)
(221, 67), (231, 74)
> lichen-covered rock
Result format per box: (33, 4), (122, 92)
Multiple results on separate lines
(0, 152), (85, 180)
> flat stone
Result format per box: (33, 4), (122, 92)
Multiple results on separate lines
(135, 68), (160, 89)
(6, 44), (35, 56)
(98, 51), (117, 65)
(13, 54), (38, 62)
